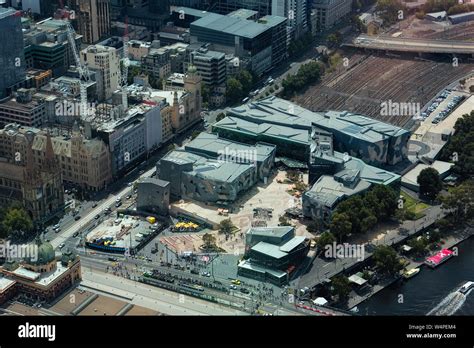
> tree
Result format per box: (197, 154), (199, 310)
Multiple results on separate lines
(375, 0), (405, 26)
(372, 245), (403, 275)
(408, 236), (428, 256)
(226, 78), (244, 104)
(202, 233), (217, 250)
(441, 111), (474, 180)
(417, 167), (442, 201)
(330, 213), (352, 241)
(317, 231), (336, 249)
(218, 218), (234, 235)
(201, 83), (210, 105)
(440, 180), (474, 222)
(327, 31), (342, 47)
(1, 206), (34, 241)
(331, 275), (351, 302)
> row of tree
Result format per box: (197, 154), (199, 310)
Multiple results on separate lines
(421, 0), (474, 14)
(281, 61), (324, 97)
(441, 111), (474, 180)
(329, 185), (398, 241)
(330, 244), (402, 303)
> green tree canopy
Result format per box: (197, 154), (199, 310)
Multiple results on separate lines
(417, 167), (442, 201)
(317, 231), (336, 249)
(0, 206), (34, 240)
(440, 179), (474, 221)
(330, 213), (352, 241)
(218, 218), (235, 235)
(331, 275), (351, 302)
(373, 245), (403, 275)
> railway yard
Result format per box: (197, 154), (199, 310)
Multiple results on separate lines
(294, 53), (474, 127)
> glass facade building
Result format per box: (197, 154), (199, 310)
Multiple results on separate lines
(0, 8), (26, 99)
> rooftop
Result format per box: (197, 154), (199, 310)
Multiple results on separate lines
(238, 259), (287, 279)
(0, 277), (16, 292)
(227, 97), (410, 143)
(213, 116), (309, 145)
(305, 175), (372, 208)
(191, 12), (285, 39)
(174, 7), (213, 19)
(318, 150), (401, 185)
(228, 9), (259, 20)
(163, 149), (256, 183)
(251, 241), (287, 259)
(402, 160), (453, 188)
(35, 261), (70, 286)
(247, 226), (294, 239)
(12, 267), (41, 281)
(0, 8), (17, 20)
(185, 133), (275, 163)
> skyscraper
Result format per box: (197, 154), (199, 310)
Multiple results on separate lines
(272, 0), (308, 38)
(0, 8), (26, 99)
(72, 0), (111, 44)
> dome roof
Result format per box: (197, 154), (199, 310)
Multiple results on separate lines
(32, 241), (55, 265)
(188, 64), (197, 74)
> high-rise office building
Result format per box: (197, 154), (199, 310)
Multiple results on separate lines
(312, 0), (352, 31)
(81, 45), (120, 101)
(272, 0), (308, 38)
(72, 0), (111, 44)
(0, 8), (26, 99)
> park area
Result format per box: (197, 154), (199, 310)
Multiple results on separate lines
(400, 190), (430, 220)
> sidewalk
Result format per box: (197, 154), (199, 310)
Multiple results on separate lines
(346, 226), (474, 310)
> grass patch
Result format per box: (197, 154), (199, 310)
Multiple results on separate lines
(400, 190), (430, 218)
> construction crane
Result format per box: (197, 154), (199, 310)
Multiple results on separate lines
(56, 2), (92, 121)
(121, 16), (130, 111)
(65, 19), (91, 120)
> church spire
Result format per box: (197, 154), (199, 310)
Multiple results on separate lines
(43, 130), (56, 171)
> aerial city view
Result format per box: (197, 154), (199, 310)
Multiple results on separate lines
(0, 0), (473, 344)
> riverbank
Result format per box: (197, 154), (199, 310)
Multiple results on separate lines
(346, 226), (474, 311)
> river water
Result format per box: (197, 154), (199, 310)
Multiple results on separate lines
(358, 237), (474, 316)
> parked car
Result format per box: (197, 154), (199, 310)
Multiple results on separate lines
(74, 215), (81, 221)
